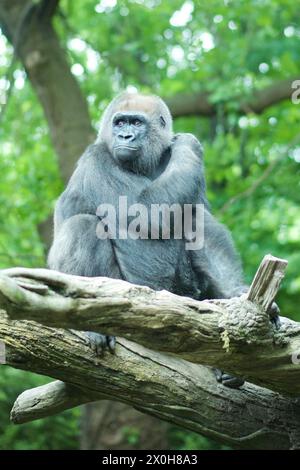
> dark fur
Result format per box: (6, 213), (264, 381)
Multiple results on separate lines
(48, 92), (246, 302)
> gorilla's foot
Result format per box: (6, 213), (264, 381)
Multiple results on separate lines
(86, 332), (116, 355)
(213, 368), (244, 389)
(268, 302), (281, 330)
(271, 314), (281, 330)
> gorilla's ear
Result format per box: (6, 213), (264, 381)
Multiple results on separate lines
(160, 115), (166, 127)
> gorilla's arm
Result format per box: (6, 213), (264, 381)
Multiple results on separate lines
(192, 209), (247, 299)
(48, 148), (119, 354)
(51, 148), (99, 237)
(192, 211), (281, 317)
(138, 133), (208, 208)
(191, 210), (248, 389)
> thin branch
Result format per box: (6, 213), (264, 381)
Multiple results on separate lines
(219, 134), (300, 214)
(166, 77), (300, 118)
(219, 154), (284, 214)
(10, 381), (98, 424)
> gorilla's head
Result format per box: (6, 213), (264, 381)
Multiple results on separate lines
(98, 92), (173, 175)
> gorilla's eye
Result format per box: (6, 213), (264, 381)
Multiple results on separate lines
(133, 119), (142, 126)
(160, 115), (166, 128)
(116, 120), (125, 127)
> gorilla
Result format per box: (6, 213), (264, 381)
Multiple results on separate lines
(48, 92), (278, 388)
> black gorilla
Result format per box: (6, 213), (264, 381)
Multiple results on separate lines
(48, 92), (252, 387)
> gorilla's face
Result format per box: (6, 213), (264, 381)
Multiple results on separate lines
(98, 93), (173, 176)
(112, 112), (148, 164)
(109, 110), (172, 175)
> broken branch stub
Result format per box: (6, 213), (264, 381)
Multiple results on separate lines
(246, 254), (288, 311)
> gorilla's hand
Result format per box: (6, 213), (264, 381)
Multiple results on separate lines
(171, 133), (203, 156)
(85, 332), (116, 355)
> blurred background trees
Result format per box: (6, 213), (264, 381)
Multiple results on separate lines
(0, 0), (299, 450)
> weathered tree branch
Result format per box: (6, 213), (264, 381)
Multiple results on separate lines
(1, 255), (299, 396)
(1, 321), (300, 449)
(1, 255), (300, 448)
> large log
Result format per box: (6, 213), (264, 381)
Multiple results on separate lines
(1, 255), (300, 449)
(0, 256), (299, 395)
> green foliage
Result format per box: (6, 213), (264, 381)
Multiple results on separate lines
(0, 80), (62, 267)
(169, 426), (229, 450)
(122, 426), (141, 446)
(0, 0), (300, 450)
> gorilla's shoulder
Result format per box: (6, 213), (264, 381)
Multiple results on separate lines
(79, 142), (105, 160)
(77, 142), (110, 168)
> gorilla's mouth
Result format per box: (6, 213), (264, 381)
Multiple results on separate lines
(114, 145), (139, 162)
(115, 145), (137, 150)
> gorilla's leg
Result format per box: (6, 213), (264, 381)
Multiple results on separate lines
(191, 211), (281, 388)
(191, 211), (247, 389)
(191, 210), (246, 299)
(48, 214), (121, 354)
(48, 214), (121, 278)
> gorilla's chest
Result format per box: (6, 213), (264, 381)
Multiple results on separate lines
(114, 238), (199, 299)
(93, 169), (148, 207)
(87, 165), (201, 298)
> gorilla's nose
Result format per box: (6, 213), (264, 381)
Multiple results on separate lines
(118, 132), (135, 143)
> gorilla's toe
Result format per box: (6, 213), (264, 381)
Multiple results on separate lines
(86, 332), (116, 355)
(268, 302), (281, 330)
(213, 368), (244, 389)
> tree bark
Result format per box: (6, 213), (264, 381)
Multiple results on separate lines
(4, 330), (300, 450)
(0, 256), (299, 397)
(1, 258), (300, 449)
(80, 402), (169, 450)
